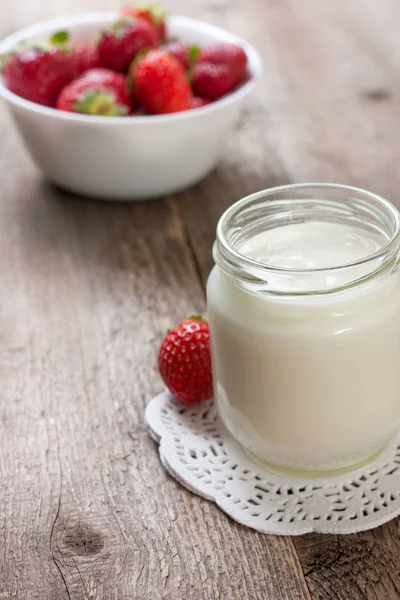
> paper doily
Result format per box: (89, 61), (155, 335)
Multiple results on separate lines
(145, 391), (400, 535)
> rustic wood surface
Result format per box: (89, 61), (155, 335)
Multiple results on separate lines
(1, 0), (400, 598)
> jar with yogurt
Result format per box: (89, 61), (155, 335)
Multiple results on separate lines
(207, 184), (400, 472)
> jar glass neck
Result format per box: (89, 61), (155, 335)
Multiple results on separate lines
(214, 184), (400, 296)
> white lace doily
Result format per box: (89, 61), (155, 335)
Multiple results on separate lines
(145, 391), (400, 535)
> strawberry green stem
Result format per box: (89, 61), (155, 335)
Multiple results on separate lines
(73, 89), (128, 116)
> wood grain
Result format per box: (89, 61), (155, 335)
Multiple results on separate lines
(0, 146), (311, 599)
(1, 0), (400, 598)
(0, 2), (311, 598)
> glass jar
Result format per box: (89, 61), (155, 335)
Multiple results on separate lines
(207, 184), (400, 473)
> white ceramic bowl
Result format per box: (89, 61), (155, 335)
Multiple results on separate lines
(0, 12), (262, 200)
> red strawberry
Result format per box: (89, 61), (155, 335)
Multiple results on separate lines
(3, 47), (72, 107)
(98, 17), (158, 73)
(56, 68), (132, 115)
(199, 42), (247, 77)
(131, 49), (191, 114)
(190, 96), (210, 109)
(161, 41), (190, 69)
(160, 42), (201, 70)
(70, 42), (99, 77)
(158, 317), (213, 404)
(192, 62), (241, 101)
(45, 30), (99, 78)
(121, 3), (167, 42)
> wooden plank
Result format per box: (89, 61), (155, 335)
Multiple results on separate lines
(175, 0), (400, 597)
(0, 1), (312, 598)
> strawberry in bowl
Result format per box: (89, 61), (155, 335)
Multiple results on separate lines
(0, 9), (262, 199)
(131, 49), (192, 114)
(57, 69), (133, 115)
(121, 3), (167, 43)
(193, 42), (248, 100)
(2, 46), (73, 107)
(98, 16), (159, 73)
(71, 41), (99, 77)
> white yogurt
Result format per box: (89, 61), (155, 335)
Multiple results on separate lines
(207, 221), (400, 471)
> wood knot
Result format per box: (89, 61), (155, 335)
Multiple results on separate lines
(62, 526), (105, 556)
(362, 88), (391, 102)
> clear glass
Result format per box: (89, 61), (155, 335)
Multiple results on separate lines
(207, 184), (400, 473)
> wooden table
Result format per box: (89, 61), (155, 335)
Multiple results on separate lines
(1, 0), (400, 598)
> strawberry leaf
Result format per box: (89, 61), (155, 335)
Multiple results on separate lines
(73, 89), (128, 116)
(188, 45), (201, 63)
(50, 30), (70, 47)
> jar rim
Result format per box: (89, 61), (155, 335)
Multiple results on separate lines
(214, 183), (400, 295)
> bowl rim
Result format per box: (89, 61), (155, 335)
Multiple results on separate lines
(0, 12), (262, 125)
